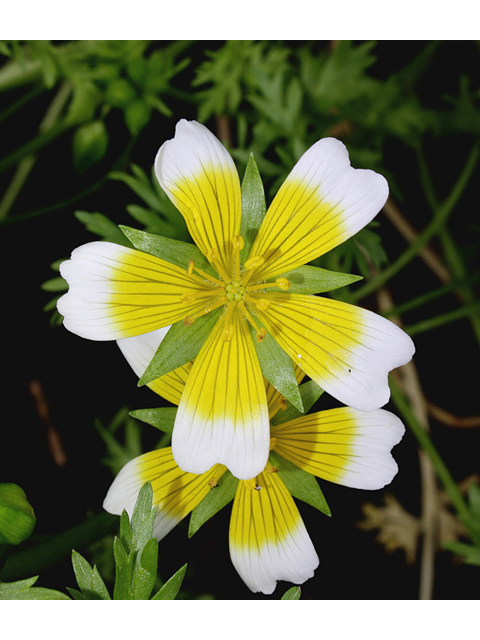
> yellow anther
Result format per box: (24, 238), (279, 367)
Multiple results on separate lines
(232, 236), (245, 251)
(243, 255), (265, 271)
(269, 437), (277, 451)
(183, 315), (195, 326)
(266, 464), (278, 474)
(186, 259), (195, 277)
(207, 246), (232, 283)
(279, 397), (288, 410)
(245, 478), (257, 490)
(208, 477), (218, 488)
(256, 327), (267, 343)
(254, 298), (271, 312)
(275, 277), (290, 290)
(223, 324), (234, 341)
(207, 247), (218, 262)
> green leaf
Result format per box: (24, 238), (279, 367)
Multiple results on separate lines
(131, 484), (156, 552)
(138, 308), (222, 386)
(75, 211), (131, 246)
(0, 484), (35, 546)
(443, 541), (480, 566)
(71, 550), (111, 600)
(0, 576), (70, 600)
(120, 225), (215, 276)
(274, 265), (363, 294)
(72, 120), (109, 173)
(41, 276), (68, 292)
(250, 322), (303, 413)
(130, 407), (177, 435)
(269, 451), (331, 517)
(132, 537), (158, 600)
(271, 379), (324, 426)
(188, 471), (238, 538)
(151, 563), (187, 600)
(113, 535), (135, 600)
(281, 585), (301, 600)
(240, 153), (266, 263)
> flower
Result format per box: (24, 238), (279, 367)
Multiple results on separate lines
(104, 329), (405, 594)
(57, 119), (414, 480)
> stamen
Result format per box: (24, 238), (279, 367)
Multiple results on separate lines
(269, 437), (277, 451)
(183, 295), (227, 326)
(265, 462), (278, 474)
(186, 259), (194, 277)
(232, 236), (244, 282)
(222, 302), (236, 341)
(252, 298), (271, 312)
(237, 301), (267, 343)
(207, 247), (232, 283)
(241, 255), (266, 287)
(245, 478), (257, 490)
(279, 397), (287, 410)
(188, 261), (225, 288)
(275, 277), (290, 290)
(256, 327), (267, 343)
(180, 288), (224, 304)
(208, 477), (218, 488)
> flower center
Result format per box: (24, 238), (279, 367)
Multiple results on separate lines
(180, 236), (290, 343)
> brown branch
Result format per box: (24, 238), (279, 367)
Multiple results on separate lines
(427, 401), (480, 429)
(28, 379), (67, 468)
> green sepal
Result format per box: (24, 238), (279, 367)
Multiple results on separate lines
(270, 379), (324, 426)
(240, 153), (266, 263)
(0, 576), (70, 600)
(138, 307), (223, 386)
(130, 407), (177, 435)
(273, 265), (363, 294)
(269, 450), (331, 517)
(0, 484), (36, 546)
(151, 563), (187, 600)
(188, 471), (238, 538)
(281, 586), (302, 600)
(120, 225), (216, 276)
(250, 321), (303, 413)
(71, 550), (111, 600)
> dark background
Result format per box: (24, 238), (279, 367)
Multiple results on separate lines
(1, 41), (479, 599)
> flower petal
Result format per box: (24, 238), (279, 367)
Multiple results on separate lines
(229, 470), (319, 594)
(257, 293), (415, 411)
(155, 120), (241, 276)
(272, 407), (405, 489)
(117, 328), (191, 405)
(103, 448), (226, 542)
(249, 137), (388, 280)
(57, 241), (211, 340)
(172, 308), (269, 480)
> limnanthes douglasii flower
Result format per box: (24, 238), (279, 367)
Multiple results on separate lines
(104, 329), (405, 594)
(58, 120), (414, 480)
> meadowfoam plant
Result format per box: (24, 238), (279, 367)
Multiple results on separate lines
(57, 120), (415, 481)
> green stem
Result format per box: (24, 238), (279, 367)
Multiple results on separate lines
(404, 302), (480, 337)
(0, 512), (119, 582)
(390, 380), (479, 544)
(351, 144), (479, 303)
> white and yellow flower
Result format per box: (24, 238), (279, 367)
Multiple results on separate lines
(104, 330), (405, 594)
(58, 120), (414, 480)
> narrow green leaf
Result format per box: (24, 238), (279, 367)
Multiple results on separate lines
(0, 579), (70, 600)
(240, 153), (266, 263)
(188, 471), (238, 538)
(131, 484), (156, 551)
(273, 265), (363, 295)
(281, 586), (302, 600)
(138, 308), (222, 386)
(270, 380), (324, 426)
(66, 587), (88, 600)
(130, 407), (177, 435)
(71, 550), (111, 600)
(269, 451), (331, 517)
(132, 538), (158, 600)
(443, 541), (480, 566)
(113, 536), (134, 600)
(120, 225), (215, 275)
(250, 323), (303, 413)
(0, 484), (36, 546)
(118, 510), (133, 554)
(151, 563), (187, 600)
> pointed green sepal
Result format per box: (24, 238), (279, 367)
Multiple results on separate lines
(250, 321), (303, 413)
(281, 586), (302, 600)
(269, 450), (331, 517)
(240, 153), (266, 263)
(120, 225), (216, 275)
(151, 563), (187, 600)
(271, 379), (324, 426)
(138, 307), (223, 386)
(129, 407), (177, 435)
(274, 265), (363, 294)
(188, 471), (238, 538)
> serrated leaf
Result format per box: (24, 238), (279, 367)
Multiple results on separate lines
(130, 407), (177, 435)
(0, 484), (36, 546)
(138, 308), (223, 386)
(151, 563), (187, 600)
(71, 550), (111, 600)
(120, 225), (215, 275)
(269, 451), (331, 517)
(273, 265), (363, 295)
(188, 471), (238, 538)
(240, 153), (266, 263)
(250, 322), (303, 413)
(281, 586), (301, 600)
(271, 380), (324, 426)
